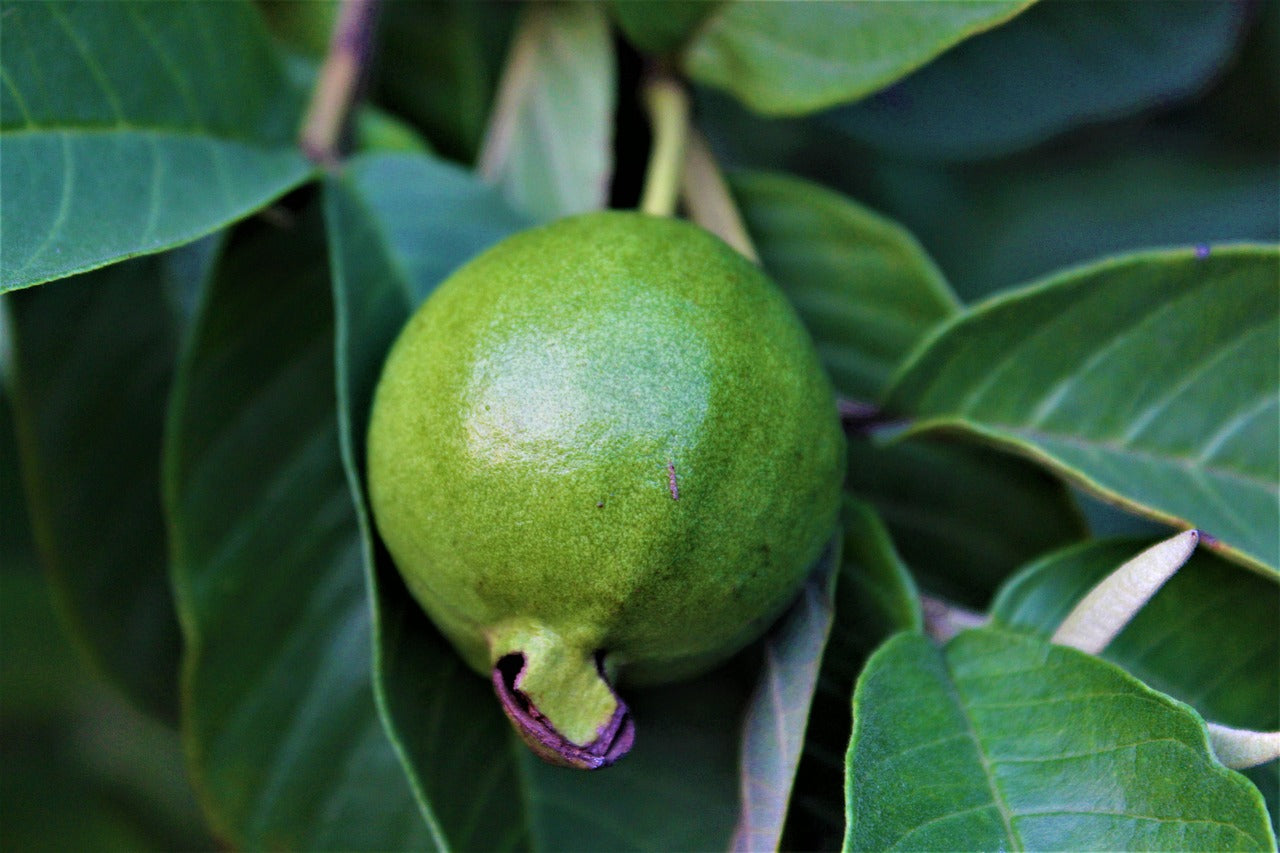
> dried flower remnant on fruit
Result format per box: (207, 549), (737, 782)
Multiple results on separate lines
(667, 460), (680, 500)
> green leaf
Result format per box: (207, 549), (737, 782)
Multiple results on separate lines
(0, 0), (313, 292)
(325, 151), (533, 850)
(886, 245), (1280, 575)
(782, 499), (921, 851)
(825, 1), (1250, 161)
(864, 141), (1280, 303)
(608, 0), (722, 55)
(991, 538), (1280, 834)
(683, 0), (1034, 116)
(846, 434), (1086, 607)
(163, 198), (432, 849)
(5, 258), (185, 721)
(478, 2), (616, 221)
(732, 537), (841, 853)
(847, 629), (1276, 850)
(367, 1), (514, 163)
(730, 170), (958, 401)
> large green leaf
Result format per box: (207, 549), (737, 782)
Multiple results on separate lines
(5, 258), (185, 720)
(782, 499), (921, 851)
(825, 0), (1249, 161)
(0, 0), (313, 292)
(847, 629), (1276, 850)
(730, 170), (958, 401)
(846, 434), (1085, 607)
(325, 151), (533, 851)
(367, 1), (513, 163)
(862, 141), (1280, 302)
(886, 245), (1280, 575)
(163, 198), (432, 849)
(478, 2), (615, 220)
(991, 538), (1280, 833)
(683, 1), (1033, 116)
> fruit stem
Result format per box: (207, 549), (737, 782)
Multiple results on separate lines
(639, 72), (690, 218)
(299, 0), (380, 167)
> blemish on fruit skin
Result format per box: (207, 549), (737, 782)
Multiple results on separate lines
(667, 460), (680, 501)
(1195, 243), (1211, 259)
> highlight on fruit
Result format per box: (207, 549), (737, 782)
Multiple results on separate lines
(366, 211), (846, 768)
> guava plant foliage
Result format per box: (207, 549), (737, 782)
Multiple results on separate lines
(1, 1), (1277, 851)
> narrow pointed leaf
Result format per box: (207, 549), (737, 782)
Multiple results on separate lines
(847, 629), (1276, 850)
(0, 0), (313, 291)
(732, 537), (840, 853)
(683, 1), (1033, 116)
(325, 151), (533, 850)
(164, 199), (433, 849)
(886, 245), (1280, 575)
(5, 258), (184, 720)
(781, 499), (922, 851)
(478, 3), (615, 220)
(826, 1), (1250, 161)
(730, 170), (958, 401)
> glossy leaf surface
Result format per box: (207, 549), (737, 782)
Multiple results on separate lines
(684, 0), (1033, 116)
(887, 245), (1280, 575)
(164, 200), (432, 849)
(826, 1), (1249, 161)
(0, 0), (312, 291)
(847, 629), (1275, 850)
(731, 170), (958, 401)
(5, 259), (184, 720)
(478, 2), (615, 220)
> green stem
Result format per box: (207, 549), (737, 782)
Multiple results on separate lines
(639, 75), (690, 218)
(298, 0), (379, 167)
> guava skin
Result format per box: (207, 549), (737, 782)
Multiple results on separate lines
(366, 211), (844, 766)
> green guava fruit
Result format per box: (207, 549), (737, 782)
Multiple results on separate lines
(366, 211), (845, 769)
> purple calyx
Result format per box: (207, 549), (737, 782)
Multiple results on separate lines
(492, 652), (635, 770)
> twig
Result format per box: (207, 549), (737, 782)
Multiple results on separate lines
(680, 128), (758, 262)
(639, 73), (690, 218)
(299, 0), (380, 167)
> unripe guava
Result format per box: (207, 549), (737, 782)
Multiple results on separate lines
(366, 212), (844, 768)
